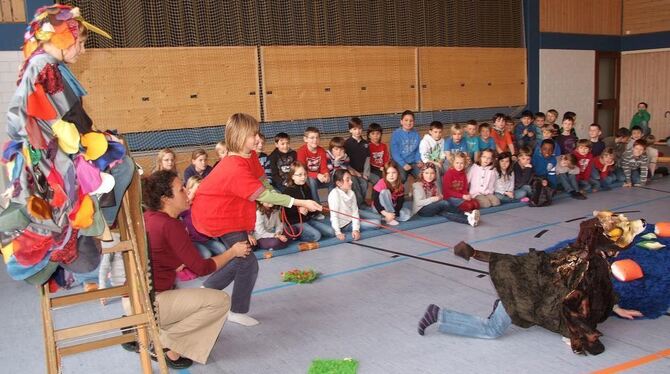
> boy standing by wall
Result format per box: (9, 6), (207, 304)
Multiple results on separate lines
(391, 110), (422, 183)
(268, 132), (297, 192)
(297, 127), (330, 203)
(344, 117), (370, 207)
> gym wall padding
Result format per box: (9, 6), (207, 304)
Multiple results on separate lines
(70, 47), (261, 133)
(261, 46), (418, 122)
(418, 47), (527, 111)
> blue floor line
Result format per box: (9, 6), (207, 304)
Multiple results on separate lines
(251, 195), (670, 296)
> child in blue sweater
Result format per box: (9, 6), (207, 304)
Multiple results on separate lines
(391, 110), (423, 183)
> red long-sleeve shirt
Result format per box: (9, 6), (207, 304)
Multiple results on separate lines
(369, 142), (390, 169)
(442, 168), (469, 199)
(144, 210), (216, 293)
(592, 157), (614, 180)
(572, 151), (594, 182)
(297, 144), (329, 178)
(191, 151), (265, 237)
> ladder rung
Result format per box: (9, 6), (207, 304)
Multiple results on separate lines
(59, 332), (137, 356)
(102, 240), (134, 254)
(50, 285), (130, 308)
(55, 313), (149, 342)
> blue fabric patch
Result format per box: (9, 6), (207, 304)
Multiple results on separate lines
(58, 63), (88, 97)
(543, 224), (670, 319)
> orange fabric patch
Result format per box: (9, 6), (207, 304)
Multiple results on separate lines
(611, 259), (644, 282)
(654, 222), (670, 237)
(27, 83), (57, 120)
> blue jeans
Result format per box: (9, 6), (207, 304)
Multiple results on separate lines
(339, 209), (382, 233)
(557, 173), (579, 193)
(203, 231), (258, 313)
(513, 185), (532, 199)
(417, 200), (468, 224)
(194, 239), (226, 259)
(629, 169), (642, 185)
(397, 163), (421, 183)
(378, 190), (410, 221)
(494, 192), (515, 203)
(590, 168), (616, 190)
(351, 175), (369, 207)
(578, 178), (599, 192)
(437, 300), (511, 339)
(288, 220), (334, 242)
(614, 167), (626, 182)
(308, 177), (329, 202)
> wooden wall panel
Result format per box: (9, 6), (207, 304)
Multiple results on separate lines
(623, 0), (670, 35)
(419, 47), (526, 111)
(71, 47), (260, 133)
(540, 0), (622, 35)
(261, 46), (418, 122)
(0, 0), (25, 22)
(620, 50), (670, 140)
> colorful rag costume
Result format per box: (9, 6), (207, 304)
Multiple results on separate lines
(1, 5), (123, 286)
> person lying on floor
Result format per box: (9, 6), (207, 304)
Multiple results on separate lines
(418, 210), (645, 356)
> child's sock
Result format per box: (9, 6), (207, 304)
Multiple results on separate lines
(418, 304), (440, 336)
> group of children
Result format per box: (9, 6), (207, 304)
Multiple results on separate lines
(142, 109), (660, 264)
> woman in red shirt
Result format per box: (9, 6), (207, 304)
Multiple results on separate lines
(143, 170), (250, 368)
(191, 113), (321, 327)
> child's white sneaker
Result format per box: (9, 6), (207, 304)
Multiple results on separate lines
(387, 219), (400, 226)
(227, 312), (259, 326)
(313, 213), (326, 221)
(466, 210), (480, 227)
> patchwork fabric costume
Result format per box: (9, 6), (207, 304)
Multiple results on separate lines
(0, 5), (129, 287)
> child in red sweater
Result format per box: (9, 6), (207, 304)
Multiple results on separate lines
(441, 152), (480, 227)
(590, 147), (616, 191)
(297, 126), (330, 204)
(367, 122), (390, 186)
(192, 113), (321, 326)
(572, 139), (599, 192)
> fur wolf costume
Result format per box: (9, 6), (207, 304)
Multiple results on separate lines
(418, 211), (645, 355)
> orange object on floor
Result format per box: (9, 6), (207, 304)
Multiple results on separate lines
(654, 222), (670, 237)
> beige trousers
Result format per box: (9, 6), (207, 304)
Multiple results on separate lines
(155, 288), (230, 364)
(474, 194), (501, 208)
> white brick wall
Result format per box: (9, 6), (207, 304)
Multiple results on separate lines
(0, 51), (22, 192)
(0, 51), (22, 146)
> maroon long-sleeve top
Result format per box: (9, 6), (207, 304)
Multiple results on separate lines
(144, 210), (216, 292)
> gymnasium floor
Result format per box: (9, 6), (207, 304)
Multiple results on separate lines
(2, 178), (669, 373)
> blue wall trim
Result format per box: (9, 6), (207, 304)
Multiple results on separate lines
(0, 1), (42, 52)
(524, 0), (540, 112)
(621, 31), (670, 51)
(540, 32), (621, 51)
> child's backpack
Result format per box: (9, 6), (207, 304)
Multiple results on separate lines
(529, 177), (553, 207)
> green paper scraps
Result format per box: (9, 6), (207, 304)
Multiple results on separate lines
(640, 233), (657, 240)
(636, 241), (666, 250)
(282, 269), (319, 283)
(308, 358), (358, 374)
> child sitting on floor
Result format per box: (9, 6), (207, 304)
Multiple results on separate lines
(467, 148), (500, 208)
(372, 162), (411, 226)
(494, 152), (515, 203)
(622, 139), (649, 187)
(590, 147), (616, 191)
(253, 202), (288, 251)
(367, 122), (390, 186)
(556, 154), (586, 200)
(282, 162), (334, 241)
(183, 148), (213, 184)
(412, 163), (470, 225)
(512, 147), (534, 201)
(441, 152), (480, 226)
(328, 169), (381, 241)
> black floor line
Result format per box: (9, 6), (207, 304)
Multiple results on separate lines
(534, 229), (549, 238)
(565, 216), (587, 223)
(349, 242), (489, 275)
(639, 186), (670, 194)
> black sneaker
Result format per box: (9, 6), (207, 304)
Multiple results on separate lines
(570, 191), (587, 200)
(151, 348), (193, 369)
(120, 326), (138, 353)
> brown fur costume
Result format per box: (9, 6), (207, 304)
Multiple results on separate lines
(462, 211), (645, 355)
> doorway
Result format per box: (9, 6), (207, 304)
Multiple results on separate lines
(594, 51), (620, 138)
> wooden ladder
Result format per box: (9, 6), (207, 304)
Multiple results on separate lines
(39, 164), (168, 373)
